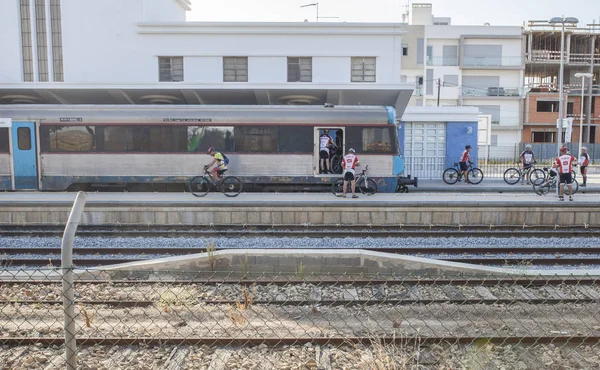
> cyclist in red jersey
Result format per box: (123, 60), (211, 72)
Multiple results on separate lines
(556, 146), (576, 201)
(460, 145), (473, 183)
(341, 148), (360, 198)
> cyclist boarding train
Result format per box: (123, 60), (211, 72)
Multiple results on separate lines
(341, 148), (360, 198)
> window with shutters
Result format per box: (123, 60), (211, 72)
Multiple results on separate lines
(351, 57), (376, 83)
(223, 57), (248, 82)
(287, 57), (312, 82)
(158, 57), (184, 82)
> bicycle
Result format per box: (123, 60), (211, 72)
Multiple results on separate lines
(332, 165), (377, 196)
(531, 167), (578, 196)
(503, 162), (545, 185)
(442, 162), (484, 185)
(188, 167), (243, 197)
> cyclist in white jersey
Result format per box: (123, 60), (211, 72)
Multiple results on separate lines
(519, 144), (536, 185)
(319, 130), (337, 174)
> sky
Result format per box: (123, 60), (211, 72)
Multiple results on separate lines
(187, 0), (599, 27)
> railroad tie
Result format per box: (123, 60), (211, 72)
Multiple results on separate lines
(208, 348), (233, 370)
(512, 285), (540, 301)
(574, 285), (600, 300)
(164, 346), (190, 370)
(540, 286), (572, 300)
(443, 285), (466, 301)
(473, 286), (498, 301)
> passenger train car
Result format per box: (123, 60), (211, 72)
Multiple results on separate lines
(0, 105), (403, 192)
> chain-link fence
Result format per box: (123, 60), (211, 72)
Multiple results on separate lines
(1, 269), (599, 369)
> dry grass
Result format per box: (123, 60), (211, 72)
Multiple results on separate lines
(157, 287), (196, 312)
(206, 241), (217, 271)
(78, 304), (95, 328)
(227, 285), (255, 326)
(351, 332), (423, 370)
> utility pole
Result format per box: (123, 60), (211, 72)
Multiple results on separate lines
(436, 78), (442, 106)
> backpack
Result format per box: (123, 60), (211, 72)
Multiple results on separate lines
(221, 153), (230, 165)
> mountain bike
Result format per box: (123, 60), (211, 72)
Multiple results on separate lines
(442, 162), (484, 185)
(531, 167), (578, 196)
(503, 162), (545, 185)
(332, 165), (377, 196)
(188, 167), (242, 197)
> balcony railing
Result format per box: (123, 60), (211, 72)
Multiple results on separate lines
(463, 56), (523, 67)
(461, 86), (523, 97)
(426, 56), (458, 66)
(413, 85), (424, 96)
(528, 50), (600, 64)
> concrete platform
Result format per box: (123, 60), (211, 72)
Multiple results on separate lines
(1, 191), (600, 227)
(95, 249), (600, 278)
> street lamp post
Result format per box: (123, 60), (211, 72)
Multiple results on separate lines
(549, 16), (578, 197)
(575, 72), (594, 156)
(549, 16), (579, 154)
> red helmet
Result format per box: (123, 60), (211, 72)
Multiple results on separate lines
(207, 147), (214, 154)
(560, 146), (568, 153)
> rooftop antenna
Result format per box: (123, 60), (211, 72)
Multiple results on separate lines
(401, 0), (410, 24)
(300, 2), (338, 22)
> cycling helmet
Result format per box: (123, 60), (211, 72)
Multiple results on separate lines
(207, 147), (214, 154)
(525, 144), (532, 149)
(465, 145), (472, 149)
(348, 148), (355, 153)
(582, 146), (587, 150)
(560, 146), (568, 153)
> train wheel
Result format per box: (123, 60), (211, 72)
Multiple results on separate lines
(188, 176), (210, 197)
(222, 177), (243, 197)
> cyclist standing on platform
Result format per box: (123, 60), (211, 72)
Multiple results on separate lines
(579, 146), (590, 187)
(460, 145), (473, 184)
(519, 144), (536, 185)
(556, 146), (576, 201)
(341, 148), (360, 198)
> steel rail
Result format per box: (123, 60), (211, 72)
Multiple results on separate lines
(0, 336), (598, 347)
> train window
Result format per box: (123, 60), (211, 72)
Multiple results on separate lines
(17, 127), (32, 150)
(0, 128), (9, 152)
(188, 126), (234, 152)
(362, 127), (395, 153)
(234, 126), (278, 152)
(279, 126), (313, 153)
(345, 127), (362, 152)
(43, 126), (96, 152)
(103, 126), (128, 151)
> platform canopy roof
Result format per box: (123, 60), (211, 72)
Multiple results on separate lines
(0, 85), (414, 117)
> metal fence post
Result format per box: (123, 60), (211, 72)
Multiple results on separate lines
(61, 191), (88, 370)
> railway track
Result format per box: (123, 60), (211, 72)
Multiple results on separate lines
(2, 246), (600, 266)
(3, 225), (600, 238)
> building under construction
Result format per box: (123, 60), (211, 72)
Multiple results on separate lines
(523, 20), (600, 145)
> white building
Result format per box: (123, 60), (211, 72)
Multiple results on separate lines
(401, 3), (525, 157)
(0, 0), (414, 110)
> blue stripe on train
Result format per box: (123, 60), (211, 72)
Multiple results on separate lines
(41, 175), (399, 193)
(0, 176), (11, 190)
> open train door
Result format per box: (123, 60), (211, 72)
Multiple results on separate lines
(315, 128), (344, 176)
(10, 121), (39, 190)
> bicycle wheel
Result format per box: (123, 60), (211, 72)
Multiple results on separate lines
(571, 170), (577, 181)
(532, 177), (547, 196)
(529, 169), (546, 184)
(571, 179), (579, 195)
(221, 176), (242, 197)
(358, 178), (377, 195)
(442, 168), (459, 184)
(468, 168), (484, 184)
(331, 155), (343, 174)
(332, 178), (344, 195)
(503, 168), (521, 185)
(188, 176), (210, 197)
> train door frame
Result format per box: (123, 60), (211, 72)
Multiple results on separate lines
(314, 127), (344, 176)
(10, 121), (40, 190)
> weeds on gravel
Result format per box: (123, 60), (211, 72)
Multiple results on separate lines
(351, 331), (423, 370)
(227, 285), (254, 326)
(206, 241), (217, 271)
(296, 261), (305, 279)
(78, 303), (95, 328)
(157, 287), (196, 312)
(240, 254), (249, 275)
